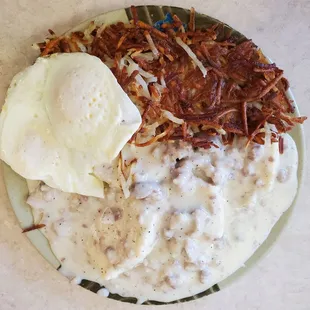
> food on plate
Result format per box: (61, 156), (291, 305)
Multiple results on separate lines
(35, 7), (306, 149)
(27, 133), (298, 303)
(0, 53), (141, 197)
(0, 6), (306, 304)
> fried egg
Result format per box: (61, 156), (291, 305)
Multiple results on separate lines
(0, 53), (141, 197)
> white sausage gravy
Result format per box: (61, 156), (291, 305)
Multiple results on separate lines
(27, 132), (298, 303)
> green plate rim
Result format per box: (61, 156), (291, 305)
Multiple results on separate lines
(2, 4), (306, 305)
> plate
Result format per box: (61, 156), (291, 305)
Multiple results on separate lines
(2, 5), (305, 305)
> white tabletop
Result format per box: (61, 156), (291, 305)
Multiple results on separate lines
(0, 1), (310, 309)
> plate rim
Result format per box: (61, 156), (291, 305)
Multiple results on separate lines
(1, 4), (306, 303)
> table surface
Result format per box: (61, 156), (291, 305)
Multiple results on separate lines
(1, 1), (310, 309)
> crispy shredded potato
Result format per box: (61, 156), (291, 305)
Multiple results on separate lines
(37, 6), (306, 150)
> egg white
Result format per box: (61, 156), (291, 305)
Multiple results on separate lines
(0, 53), (141, 197)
